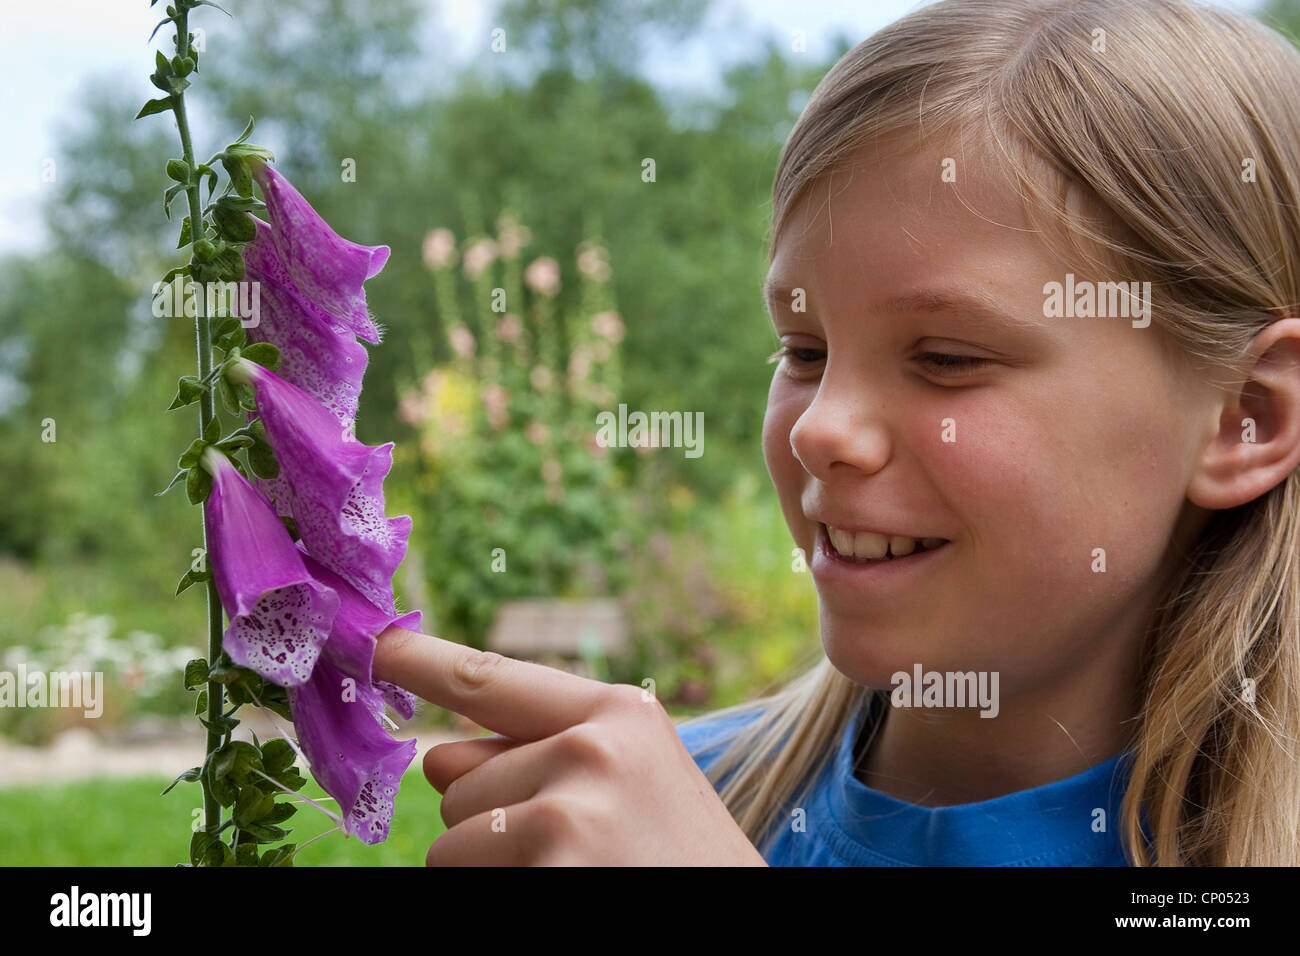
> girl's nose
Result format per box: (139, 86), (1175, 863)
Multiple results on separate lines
(788, 381), (891, 479)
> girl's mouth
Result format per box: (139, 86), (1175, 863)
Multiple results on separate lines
(811, 523), (951, 585)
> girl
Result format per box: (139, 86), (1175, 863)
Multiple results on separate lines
(374, 0), (1300, 866)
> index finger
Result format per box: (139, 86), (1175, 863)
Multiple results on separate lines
(372, 625), (610, 740)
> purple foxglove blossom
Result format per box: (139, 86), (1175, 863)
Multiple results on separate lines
(228, 358), (411, 615)
(200, 447), (339, 687)
(287, 548), (420, 844)
(249, 161), (388, 344)
(241, 218), (369, 429)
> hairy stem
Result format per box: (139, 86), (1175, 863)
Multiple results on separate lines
(170, 7), (224, 839)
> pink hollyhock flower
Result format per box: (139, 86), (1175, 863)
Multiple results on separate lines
(422, 228), (457, 271)
(524, 256), (560, 296)
(227, 358), (411, 616)
(248, 160), (389, 343)
(287, 548), (420, 844)
(199, 447), (339, 687)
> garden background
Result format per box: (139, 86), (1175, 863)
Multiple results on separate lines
(0, 0), (1291, 864)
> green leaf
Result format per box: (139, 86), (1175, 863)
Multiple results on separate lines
(203, 416), (220, 444)
(161, 766), (201, 796)
(147, 17), (172, 43)
(177, 438), (206, 469)
(156, 50), (172, 76)
(168, 374), (207, 409)
(136, 96), (173, 120)
(212, 245), (245, 281)
(185, 466), (213, 505)
(198, 711), (240, 735)
(176, 216), (192, 249)
(194, 688), (207, 716)
(176, 567), (210, 596)
(163, 183), (185, 221)
(194, 0), (233, 17)
(260, 738), (297, 774)
(240, 343), (280, 371)
(155, 468), (187, 496)
(183, 659), (210, 689)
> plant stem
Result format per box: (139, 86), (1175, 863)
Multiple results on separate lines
(170, 7), (224, 838)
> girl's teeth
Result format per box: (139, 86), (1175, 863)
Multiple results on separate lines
(826, 525), (944, 560)
(889, 535), (916, 557)
(852, 531), (889, 559)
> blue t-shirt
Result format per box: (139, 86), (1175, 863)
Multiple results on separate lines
(675, 701), (1134, 866)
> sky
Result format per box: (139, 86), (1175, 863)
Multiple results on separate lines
(0, 0), (1268, 256)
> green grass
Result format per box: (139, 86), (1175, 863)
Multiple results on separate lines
(0, 763), (444, 866)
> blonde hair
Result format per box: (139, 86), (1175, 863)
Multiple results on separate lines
(681, 0), (1300, 866)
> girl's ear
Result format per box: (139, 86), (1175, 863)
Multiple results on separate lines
(1186, 317), (1300, 511)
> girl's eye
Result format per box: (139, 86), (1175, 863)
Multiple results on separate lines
(767, 345), (825, 366)
(915, 352), (992, 376)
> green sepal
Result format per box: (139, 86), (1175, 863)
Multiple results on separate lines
(234, 841), (259, 866)
(167, 373), (207, 409)
(155, 468), (187, 496)
(240, 342), (280, 371)
(193, 237), (217, 261)
(186, 466), (213, 505)
(177, 438), (207, 469)
(218, 376), (240, 415)
(160, 766), (201, 796)
(279, 514), (300, 542)
(136, 96), (173, 120)
(212, 203), (256, 241)
(155, 50), (172, 76)
(190, 829), (218, 867)
(259, 845), (295, 867)
(197, 163), (217, 201)
(176, 216), (192, 249)
(259, 685), (294, 723)
(232, 116), (255, 145)
(225, 142), (276, 164)
(221, 155), (254, 199)
(233, 785), (276, 827)
(212, 244), (245, 281)
(194, 688), (207, 716)
(211, 740), (263, 785)
(248, 438), (279, 479)
(147, 17), (171, 43)
(183, 658), (210, 689)
(260, 737), (297, 774)
(263, 801), (297, 824)
(238, 822), (288, 844)
(203, 416), (220, 444)
(194, 0), (233, 17)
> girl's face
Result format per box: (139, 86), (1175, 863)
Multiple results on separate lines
(762, 137), (1217, 709)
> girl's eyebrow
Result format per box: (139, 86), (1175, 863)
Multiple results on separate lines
(763, 278), (1048, 337)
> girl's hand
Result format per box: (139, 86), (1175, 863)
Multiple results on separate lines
(372, 626), (768, 866)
